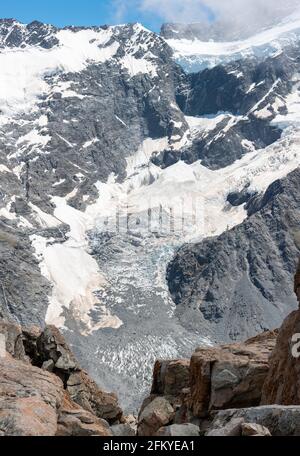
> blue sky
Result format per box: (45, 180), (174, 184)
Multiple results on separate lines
(0, 0), (169, 31)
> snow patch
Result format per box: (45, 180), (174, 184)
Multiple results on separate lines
(0, 28), (119, 116)
(120, 54), (157, 78)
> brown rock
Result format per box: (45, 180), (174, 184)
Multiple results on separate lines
(67, 370), (122, 424)
(151, 359), (190, 397)
(138, 397), (175, 436)
(0, 353), (63, 436)
(57, 393), (112, 436)
(0, 319), (124, 435)
(190, 330), (277, 417)
(261, 310), (300, 405)
(241, 422), (271, 436)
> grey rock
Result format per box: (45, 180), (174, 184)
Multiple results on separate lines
(209, 406), (300, 436)
(42, 360), (55, 372)
(111, 424), (136, 436)
(156, 423), (200, 436)
(37, 326), (79, 373)
(0, 19), (59, 49)
(0, 320), (26, 361)
(206, 418), (244, 436)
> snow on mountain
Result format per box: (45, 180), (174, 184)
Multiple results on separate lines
(0, 21), (164, 118)
(164, 11), (300, 72)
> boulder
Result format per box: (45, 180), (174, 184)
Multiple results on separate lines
(67, 370), (122, 424)
(138, 397), (175, 436)
(241, 422), (271, 436)
(207, 405), (300, 436)
(156, 423), (200, 436)
(151, 359), (190, 397)
(189, 330), (277, 417)
(206, 418), (244, 436)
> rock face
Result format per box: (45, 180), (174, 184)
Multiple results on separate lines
(151, 359), (190, 398)
(0, 320), (122, 435)
(0, 353), (63, 436)
(0, 19), (59, 49)
(57, 393), (112, 437)
(261, 315), (300, 405)
(67, 370), (122, 424)
(0, 20), (186, 332)
(190, 330), (277, 418)
(260, 262), (300, 406)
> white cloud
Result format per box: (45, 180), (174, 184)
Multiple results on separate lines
(114, 0), (300, 35)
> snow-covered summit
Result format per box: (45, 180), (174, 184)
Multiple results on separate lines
(0, 20), (170, 117)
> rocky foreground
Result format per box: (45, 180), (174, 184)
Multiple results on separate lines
(0, 322), (135, 436)
(0, 262), (300, 436)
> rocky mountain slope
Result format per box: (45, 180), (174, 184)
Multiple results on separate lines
(167, 169), (300, 342)
(0, 16), (299, 412)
